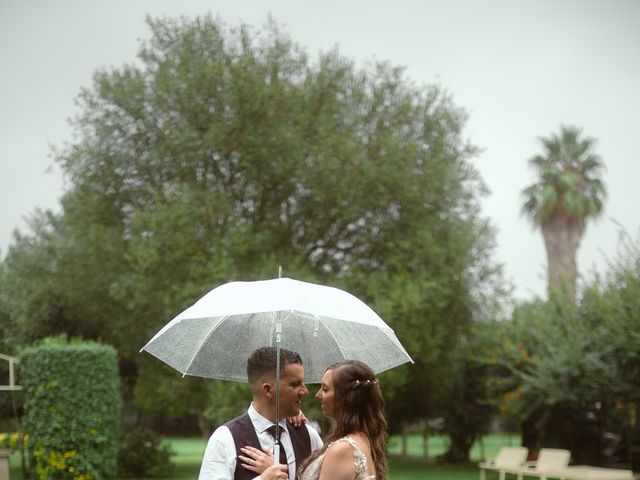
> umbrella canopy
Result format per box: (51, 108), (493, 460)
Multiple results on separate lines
(141, 277), (412, 383)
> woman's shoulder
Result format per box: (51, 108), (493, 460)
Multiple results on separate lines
(324, 435), (369, 465)
(338, 433), (370, 453)
(316, 438), (358, 479)
(326, 437), (356, 457)
(333, 434), (373, 477)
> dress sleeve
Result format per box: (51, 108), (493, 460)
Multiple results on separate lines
(339, 437), (368, 477)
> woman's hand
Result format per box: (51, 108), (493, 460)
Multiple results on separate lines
(258, 463), (289, 479)
(287, 409), (308, 428)
(239, 446), (275, 475)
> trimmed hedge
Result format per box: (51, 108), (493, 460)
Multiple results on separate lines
(21, 337), (122, 480)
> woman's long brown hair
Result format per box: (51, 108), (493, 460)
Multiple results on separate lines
(298, 360), (388, 479)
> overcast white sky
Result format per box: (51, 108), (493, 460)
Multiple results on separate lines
(1, 0), (639, 301)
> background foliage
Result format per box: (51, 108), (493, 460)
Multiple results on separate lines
(0, 14), (504, 463)
(117, 426), (174, 478)
(8, 14), (639, 471)
(21, 337), (122, 479)
(482, 230), (640, 464)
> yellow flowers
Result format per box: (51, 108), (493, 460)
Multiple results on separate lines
(0, 432), (23, 450)
(33, 445), (94, 480)
(49, 449), (70, 470)
(63, 449), (77, 459)
(3, 430), (102, 479)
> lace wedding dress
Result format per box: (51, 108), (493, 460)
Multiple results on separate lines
(298, 436), (375, 480)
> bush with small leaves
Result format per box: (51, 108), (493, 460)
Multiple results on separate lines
(117, 426), (174, 478)
(21, 336), (122, 480)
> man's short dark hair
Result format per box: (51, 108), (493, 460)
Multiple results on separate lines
(247, 346), (303, 384)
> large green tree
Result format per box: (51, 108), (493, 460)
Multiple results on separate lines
(486, 231), (640, 463)
(521, 125), (606, 303)
(1, 15), (502, 435)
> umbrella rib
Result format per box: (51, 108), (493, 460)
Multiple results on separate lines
(316, 316), (348, 360)
(182, 315), (231, 377)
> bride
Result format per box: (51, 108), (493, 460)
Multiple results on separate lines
(297, 360), (388, 480)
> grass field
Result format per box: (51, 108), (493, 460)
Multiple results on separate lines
(387, 432), (520, 460)
(9, 433), (519, 479)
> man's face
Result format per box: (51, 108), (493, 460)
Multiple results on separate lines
(277, 362), (309, 418)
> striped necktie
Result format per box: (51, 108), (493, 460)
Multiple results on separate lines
(266, 424), (288, 467)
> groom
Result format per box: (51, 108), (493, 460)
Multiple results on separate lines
(198, 346), (323, 480)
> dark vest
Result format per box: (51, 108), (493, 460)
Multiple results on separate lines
(225, 413), (312, 480)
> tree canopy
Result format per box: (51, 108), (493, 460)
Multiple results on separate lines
(484, 230), (640, 462)
(1, 15), (502, 445)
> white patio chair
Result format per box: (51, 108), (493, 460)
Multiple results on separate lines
(552, 465), (634, 480)
(514, 448), (571, 480)
(479, 447), (529, 480)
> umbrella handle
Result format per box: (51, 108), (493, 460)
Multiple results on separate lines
(273, 444), (281, 465)
(275, 322), (282, 440)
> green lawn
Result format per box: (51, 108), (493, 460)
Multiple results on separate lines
(387, 432), (519, 461)
(388, 459), (478, 480)
(9, 433), (518, 479)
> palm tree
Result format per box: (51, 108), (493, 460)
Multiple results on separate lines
(521, 125), (606, 303)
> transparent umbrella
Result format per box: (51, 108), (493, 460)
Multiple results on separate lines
(140, 276), (413, 463)
(140, 277), (412, 383)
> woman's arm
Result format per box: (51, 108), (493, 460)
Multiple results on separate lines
(318, 441), (355, 480)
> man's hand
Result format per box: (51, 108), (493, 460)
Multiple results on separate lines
(259, 463), (289, 479)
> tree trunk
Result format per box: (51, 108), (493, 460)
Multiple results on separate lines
(521, 413), (540, 456)
(629, 403), (640, 474)
(542, 214), (583, 303)
(423, 423), (429, 459)
(196, 410), (212, 439)
(402, 422), (409, 460)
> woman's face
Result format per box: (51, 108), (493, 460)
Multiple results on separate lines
(315, 368), (336, 419)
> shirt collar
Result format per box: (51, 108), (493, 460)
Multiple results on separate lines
(248, 403), (288, 434)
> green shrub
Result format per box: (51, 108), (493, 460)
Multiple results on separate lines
(117, 426), (174, 478)
(21, 337), (122, 480)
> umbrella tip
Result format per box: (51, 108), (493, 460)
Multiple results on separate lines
(278, 265), (283, 278)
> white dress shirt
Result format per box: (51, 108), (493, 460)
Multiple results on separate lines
(198, 403), (323, 480)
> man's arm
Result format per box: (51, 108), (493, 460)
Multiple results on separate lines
(198, 426), (237, 480)
(306, 423), (324, 451)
